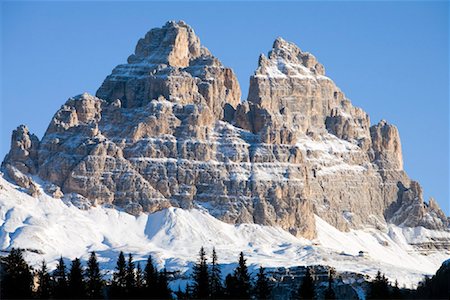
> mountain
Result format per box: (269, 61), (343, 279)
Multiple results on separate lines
(1, 20), (449, 285)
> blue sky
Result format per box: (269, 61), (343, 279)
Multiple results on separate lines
(1, 1), (449, 214)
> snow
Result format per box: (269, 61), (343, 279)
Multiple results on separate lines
(264, 64), (286, 78)
(317, 164), (366, 176)
(254, 56), (331, 82)
(295, 133), (368, 176)
(0, 175), (448, 288)
(296, 133), (359, 153)
(315, 215), (450, 288)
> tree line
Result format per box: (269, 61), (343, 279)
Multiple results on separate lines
(0, 247), (448, 299)
(0, 248), (170, 299)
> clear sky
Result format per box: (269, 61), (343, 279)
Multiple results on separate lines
(1, 1), (449, 214)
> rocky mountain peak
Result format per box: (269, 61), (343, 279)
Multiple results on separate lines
(254, 37), (325, 79)
(127, 20), (210, 68)
(96, 21), (241, 118)
(240, 37), (365, 145)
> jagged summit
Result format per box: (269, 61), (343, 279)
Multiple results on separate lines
(2, 21), (448, 243)
(127, 20), (211, 67)
(254, 37), (325, 78)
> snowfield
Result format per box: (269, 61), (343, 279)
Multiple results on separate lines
(0, 175), (448, 288)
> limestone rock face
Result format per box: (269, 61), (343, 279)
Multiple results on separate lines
(96, 21), (241, 120)
(370, 120), (403, 170)
(2, 21), (448, 239)
(384, 181), (448, 230)
(2, 125), (40, 174)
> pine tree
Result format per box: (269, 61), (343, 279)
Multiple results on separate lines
(156, 268), (172, 299)
(111, 251), (127, 298)
(234, 252), (251, 299)
(126, 253), (136, 296)
(298, 267), (315, 300)
(144, 255), (159, 298)
(135, 262), (144, 297)
(324, 269), (336, 300)
(192, 246), (210, 299)
(416, 275), (432, 299)
(36, 260), (52, 299)
(210, 248), (223, 299)
(0, 248), (33, 299)
(136, 262), (144, 288)
(391, 279), (401, 299)
(86, 251), (103, 299)
(68, 257), (85, 299)
(53, 256), (68, 298)
(255, 266), (271, 300)
(224, 273), (239, 299)
(367, 271), (390, 299)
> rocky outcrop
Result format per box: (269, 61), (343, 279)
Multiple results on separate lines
(1, 125), (41, 197)
(370, 120), (403, 170)
(385, 181), (448, 230)
(2, 125), (40, 174)
(2, 21), (448, 238)
(325, 102), (371, 151)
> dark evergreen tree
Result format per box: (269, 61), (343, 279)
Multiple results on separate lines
(255, 266), (271, 300)
(0, 248), (33, 299)
(391, 279), (401, 299)
(298, 267), (315, 300)
(144, 255), (158, 297)
(224, 273), (239, 299)
(324, 269), (336, 300)
(126, 253), (136, 296)
(36, 260), (52, 299)
(135, 262), (144, 297)
(192, 246), (210, 299)
(156, 268), (172, 299)
(53, 256), (68, 299)
(416, 276), (432, 299)
(68, 257), (86, 298)
(234, 252), (251, 299)
(367, 271), (390, 299)
(111, 251), (127, 298)
(136, 262), (143, 288)
(210, 247), (223, 299)
(86, 251), (103, 299)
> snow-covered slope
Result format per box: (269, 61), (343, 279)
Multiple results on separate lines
(0, 175), (448, 288)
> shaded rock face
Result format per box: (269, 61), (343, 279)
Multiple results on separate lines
(2, 21), (448, 238)
(385, 181), (449, 230)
